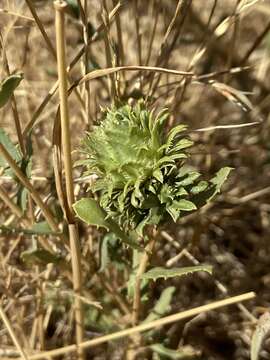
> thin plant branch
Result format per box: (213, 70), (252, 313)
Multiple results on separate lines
(0, 143), (59, 233)
(0, 306), (29, 360)
(15, 292), (255, 360)
(54, 2), (84, 359)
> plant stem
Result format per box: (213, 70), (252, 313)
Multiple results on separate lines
(54, 1), (74, 219)
(69, 224), (85, 359)
(81, 0), (92, 126)
(132, 235), (157, 326)
(54, 2), (84, 359)
(22, 1), (122, 136)
(128, 228), (158, 360)
(0, 143), (58, 233)
(0, 35), (26, 156)
(0, 185), (29, 224)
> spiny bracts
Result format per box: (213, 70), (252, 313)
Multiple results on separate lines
(81, 102), (231, 235)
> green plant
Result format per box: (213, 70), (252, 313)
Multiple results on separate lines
(73, 102), (232, 358)
(74, 102), (231, 240)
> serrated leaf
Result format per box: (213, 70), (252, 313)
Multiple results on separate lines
(143, 287), (175, 324)
(141, 265), (212, 280)
(0, 73), (23, 108)
(191, 167), (233, 208)
(73, 198), (142, 250)
(0, 128), (22, 167)
(251, 312), (270, 360)
(210, 167), (233, 194)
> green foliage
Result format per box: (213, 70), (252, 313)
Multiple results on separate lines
(75, 102), (232, 238)
(143, 286), (175, 324)
(0, 128), (22, 167)
(150, 344), (198, 359)
(0, 128), (33, 213)
(73, 198), (142, 250)
(64, 0), (80, 18)
(16, 151), (33, 213)
(98, 233), (127, 272)
(0, 73), (23, 109)
(73, 198), (110, 229)
(21, 248), (63, 265)
(0, 221), (59, 236)
(141, 265), (213, 281)
(29, 221), (58, 235)
(84, 306), (121, 333)
(127, 249), (149, 298)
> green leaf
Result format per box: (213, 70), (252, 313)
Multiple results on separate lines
(143, 287), (175, 324)
(65, 0), (80, 18)
(175, 187), (188, 197)
(141, 265), (213, 280)
(190, 181), (209, 195)
(191, 167), (233, 208)
(98, 233), (118, 272)
(159, 184), (174, 204)
(128, 250), (149, 298)
(173, 199), (197, 211)
(16, 155), (32, 212)
(210, 167), (233, 196)
(166, 204), (179, 222)
(0, 73), (23, 108)
(166, 125), (187, 146)
(166, 200), (197, 222)
(17, 187), (28, 213)
(251, 312), (270, 360)
(176, 171), (201, 186)
(21, 248), (63, 265)
(73, 198), (109, 229)
(153, 168), (164, 183)
(73, 198), (142, 251)
(150, 344), (198, 359)
(30, 221), (55, 235)
(0, 128), (22, 167)
(0, 224), (59, 236)
(170, 138), (193, 152)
